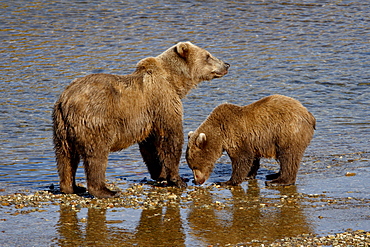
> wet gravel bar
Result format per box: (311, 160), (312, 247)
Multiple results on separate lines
(1, 183), (369, 246)
(265, 230), (370, 246)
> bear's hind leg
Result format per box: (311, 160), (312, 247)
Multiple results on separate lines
(56, 143), (84, 194)
(70, 151), (86, 194)
(265, 151), (303, 186)
(83, 151), (118, 198)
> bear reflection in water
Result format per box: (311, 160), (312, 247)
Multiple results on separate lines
(55, 183), (311, 246)
(53, 42), (230, 198)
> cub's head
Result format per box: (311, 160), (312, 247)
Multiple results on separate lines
(174, 41), (230, 81)
(186, 131), (221, 185)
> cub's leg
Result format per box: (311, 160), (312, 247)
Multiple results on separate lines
(218, 154), (254, 186)
(265, 150), (303, 186)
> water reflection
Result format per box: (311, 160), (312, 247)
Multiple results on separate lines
(135, 206), (185, 246)
(188, 181), (311, 245)
(56, 205), (185, 246)
(54, 182), (311, 246)
(56, 206), (133, 246)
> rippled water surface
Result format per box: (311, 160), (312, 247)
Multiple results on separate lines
(1, 0), (369, 246)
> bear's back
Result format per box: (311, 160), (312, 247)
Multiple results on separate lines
(208, 95), (315, 144)
(243, 94), (314, 126)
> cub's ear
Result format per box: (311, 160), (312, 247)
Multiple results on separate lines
(195, 133), (207, 149)
(175, 42), (189, 59)
(188, 131), (194, 139)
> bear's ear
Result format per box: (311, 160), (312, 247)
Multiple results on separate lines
(195, 133), (207, 149)
(175, 42), (189, 59)
(188, 131), (194, 139)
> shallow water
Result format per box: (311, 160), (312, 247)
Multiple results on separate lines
(1, 0), (369, 246)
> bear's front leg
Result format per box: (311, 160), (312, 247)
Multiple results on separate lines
(139, 134), (167, 181)
(140, 128), (186, 188)
(144, 99), (187, 188)
(158, 119), (187, 188)
(159, 131), (187, 188)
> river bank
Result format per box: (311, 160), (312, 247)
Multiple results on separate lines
(1, 181), (369, 246)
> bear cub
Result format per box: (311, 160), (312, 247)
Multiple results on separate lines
(186, 94), (315, 186)
(53, 42), (229, 198)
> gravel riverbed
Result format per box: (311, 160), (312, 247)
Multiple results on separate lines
(0, 183), (369, 246)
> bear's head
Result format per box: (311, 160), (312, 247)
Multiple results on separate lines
(186, 131), (222, 185)
(174, 41), (230, 81)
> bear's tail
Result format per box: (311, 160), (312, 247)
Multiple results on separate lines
(52, 101), (75, 169)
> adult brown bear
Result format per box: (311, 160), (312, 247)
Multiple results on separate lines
(186, 95), (315, 186)
(53, 42), (230, 198)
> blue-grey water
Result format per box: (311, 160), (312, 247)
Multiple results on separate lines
(1, 0), (369, 246)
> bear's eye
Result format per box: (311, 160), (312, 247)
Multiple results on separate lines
(206, 54), (211, 61)
(192, 166), (198, 170)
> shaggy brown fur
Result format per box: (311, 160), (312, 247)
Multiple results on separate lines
(186, 94), (315, 186)
(53, 42), (229, 198)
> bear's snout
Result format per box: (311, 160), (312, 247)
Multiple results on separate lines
(192, 169), (206, 185)
(212, 62), (230, 78)
(221, 62), (230, 74)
